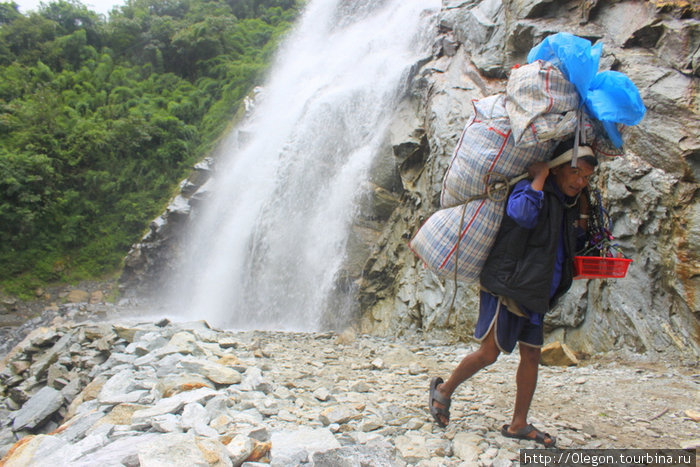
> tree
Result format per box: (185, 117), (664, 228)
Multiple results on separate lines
(0, 0), (302, 294)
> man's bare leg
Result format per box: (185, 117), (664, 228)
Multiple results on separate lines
(504, 343), (553, 445)
(431, 328), (500, 426)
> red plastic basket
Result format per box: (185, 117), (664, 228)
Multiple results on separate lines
(573, 256), (633, 279)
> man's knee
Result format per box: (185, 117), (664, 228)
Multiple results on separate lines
(476, 341), (500, 366)
(519, 344), (541, 365)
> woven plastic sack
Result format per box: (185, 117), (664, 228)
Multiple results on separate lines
(528, 32), (646, 148)
(414, 60), (592, 282)
(409, 198), (503, 283)
(440, 61), (583, 209)
(505, 60), (582, 145)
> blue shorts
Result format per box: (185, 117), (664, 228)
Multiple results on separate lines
(474, 291), (543, 353)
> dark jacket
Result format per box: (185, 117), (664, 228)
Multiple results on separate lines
(479, 177), (579, 314)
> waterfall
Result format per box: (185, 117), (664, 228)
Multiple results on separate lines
(166, 0), (440, 331)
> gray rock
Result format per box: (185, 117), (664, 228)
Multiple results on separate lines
(311, 443), (396, 467)
(150, 413), (182, 433)
(0, 434), (68, 466)
(12, 386), (64, 431)
(26, 334), (71, 383)
(225, 434), (255, 465)
(53, 410), (107, 443)
(270, 427), (341, 465)
(394, 431), (429, 462)
(97, 369), (145, 404)
(137, 433), (210, 467)
(179, 356), (242, 385)
(452, 432), (482, 462)
(319, 405), (361, 426)
(131, 387), (218, 424)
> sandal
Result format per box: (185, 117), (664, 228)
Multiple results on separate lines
(429, 377), (451, 428)
(501, 423), (556, 447)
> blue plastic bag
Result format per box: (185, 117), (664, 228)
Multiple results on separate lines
(527, 32), (646, 148)
(585, 71), (646, 147)
(527, 32), (602, 102)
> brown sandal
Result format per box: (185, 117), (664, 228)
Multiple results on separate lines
(501, 423), (556, 447)
(429, 377), (451, 428)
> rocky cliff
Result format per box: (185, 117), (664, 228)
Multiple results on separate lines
(121, 0), (699, 357)
(356, 0), (699, 357)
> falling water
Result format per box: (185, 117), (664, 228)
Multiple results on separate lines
(166, 0), (440, 331)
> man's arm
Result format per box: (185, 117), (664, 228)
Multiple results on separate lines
(506, 178), (545, 229)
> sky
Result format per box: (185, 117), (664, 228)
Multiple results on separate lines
(13, 0), (127, 16)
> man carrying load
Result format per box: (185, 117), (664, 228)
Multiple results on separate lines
(429, 139), (598, 447)
(419, 31), (646, 448)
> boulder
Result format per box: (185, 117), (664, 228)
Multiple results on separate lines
(540, 342), (579, 367)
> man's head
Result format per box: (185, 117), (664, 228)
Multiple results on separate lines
(550, 139), (598, 197)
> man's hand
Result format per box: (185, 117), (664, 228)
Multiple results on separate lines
(528, 161), (549, 191)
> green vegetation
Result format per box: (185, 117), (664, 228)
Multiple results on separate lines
(0, 0), (302, 298)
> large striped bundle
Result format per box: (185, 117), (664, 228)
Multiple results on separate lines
(410, 60), (583, 283)
(440, 60), (580, 209)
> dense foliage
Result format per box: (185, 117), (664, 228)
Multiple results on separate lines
(0, 0), (301, 296)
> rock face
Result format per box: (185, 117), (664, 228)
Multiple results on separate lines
(121, 0), (699, 357)
(356, 0), (699, 357)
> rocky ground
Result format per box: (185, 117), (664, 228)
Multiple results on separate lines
(0, 301), (698, 466)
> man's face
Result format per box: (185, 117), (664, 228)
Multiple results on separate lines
(552, 160), (595, 197)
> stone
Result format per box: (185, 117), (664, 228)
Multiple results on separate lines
(684, 409), (700, 422)
(181, 402), (210, 430)
(64, 377), (105, 421)
(269, 428), (340, 465)
(12, 386), (64, 431)
(0, 323), (698, 466)
(158, 374), (214, 398)
(150, 414), (182, 433)
(540, 342), (579, 366)
(1, 434), (68, 467)
(370, 358), (384, 370)
(196, 438), (232, 466)
(157, 332), (201, 356)
(679, 439), (700, 450)
(217, 354), (241, 366)
(311, 443), (396, 467)
(452, 432), (482, 462)
(313, 387), (331, 402)
(224, 434), (255, 465)
(52, 410), (106, 443)
(245, 439), (271, 463)
(66, 290), (90, 304)
(97, 403), (146, 426)
(179, 356), (241, 385)
(240, 367), (264, 391)
(97, 370), (144, 404)
(136, 433), (210, 466)
(319, 406), (361, 426)
(89, 291), (104, 304)
(131, 387), (218, 424)
(394, 431), (429, 462)
(30, 333), (73, 379)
